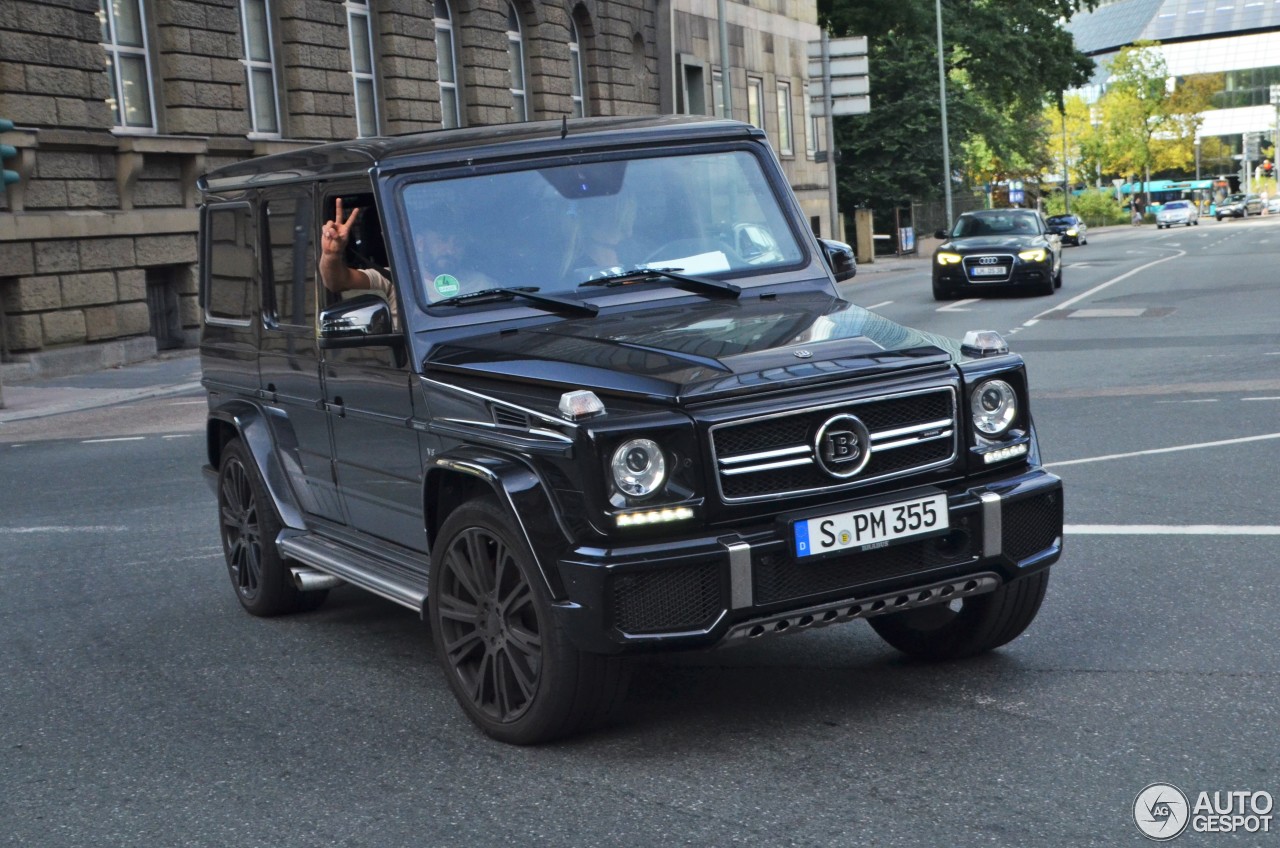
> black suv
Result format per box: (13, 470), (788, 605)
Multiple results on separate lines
(198, 117), (1063, 744)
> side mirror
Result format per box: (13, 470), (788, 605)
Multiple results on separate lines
(818, 237), (857, 282)
(934, 229), (948, 240)
(319, 293), (402, 349)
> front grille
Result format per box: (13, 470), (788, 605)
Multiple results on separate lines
(710, 387), (957, 503)
(753, 533), (976, 606)
(961, 254), (1014, 282)
(610, 562), (724, 634)
(1002, 491), (1063, 561)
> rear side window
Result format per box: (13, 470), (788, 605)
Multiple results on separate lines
(203, 203), (257, 324)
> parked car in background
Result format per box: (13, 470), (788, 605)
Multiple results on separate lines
(1215, 193), (1262, 219)
(1045, 214), (1088, 246)
(932, 209), (1063, 299)
(1156, 200), (1198, 228)
(1268, 196), (1280, 215)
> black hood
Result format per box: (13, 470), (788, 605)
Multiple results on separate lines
(423, 293), (959, 403)
(939, 235), (1047, 252)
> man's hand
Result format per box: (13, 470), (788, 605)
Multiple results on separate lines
(322, 198), (360, 257)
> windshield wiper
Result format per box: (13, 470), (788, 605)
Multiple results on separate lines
(578, 267), (741, 298)
(433, 286), (598, 316)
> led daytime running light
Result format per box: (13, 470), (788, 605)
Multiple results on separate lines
(936, 251), (963, 265)
(616, 506), (695, 527)
(982, 443), (1028, 464)
(1017, 248), (1047, 262)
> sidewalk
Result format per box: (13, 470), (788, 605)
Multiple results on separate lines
(0, 347), (201, 424)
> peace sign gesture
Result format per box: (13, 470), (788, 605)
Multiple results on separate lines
(321, 198), (360, 257)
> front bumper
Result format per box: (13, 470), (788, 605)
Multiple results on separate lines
(553, 467), (1063, 654)
(934, 262), (1053, 290)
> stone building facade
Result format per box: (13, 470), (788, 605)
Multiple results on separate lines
(0, 0), (826, 368)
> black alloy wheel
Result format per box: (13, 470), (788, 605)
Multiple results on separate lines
(868, 568), (1050, 660)
(217, 439), (326, 616)
(429, 498), (628, 744)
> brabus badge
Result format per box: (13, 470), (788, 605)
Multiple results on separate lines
(794, 349), (813, 359)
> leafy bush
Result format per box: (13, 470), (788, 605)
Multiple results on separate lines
(1043, 190), (1129, 227)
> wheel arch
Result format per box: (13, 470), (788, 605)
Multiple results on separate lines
(206, 400), (307, 530)
(424, 447), (574, 599)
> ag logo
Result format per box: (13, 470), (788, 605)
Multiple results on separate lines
(813, 414), (871, 479)
(1134, 783), (1189, 841)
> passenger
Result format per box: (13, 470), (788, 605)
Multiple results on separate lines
(319, 197), (399, 319)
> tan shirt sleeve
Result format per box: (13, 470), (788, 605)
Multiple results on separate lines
(359, 267), (400, 327)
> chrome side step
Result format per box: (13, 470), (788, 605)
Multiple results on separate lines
(721, 573), (1001, 645)
(279, 534), (429, 615)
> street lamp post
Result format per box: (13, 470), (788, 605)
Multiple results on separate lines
(1060, 94), (1070, 214)
(934, 0), (953, 229)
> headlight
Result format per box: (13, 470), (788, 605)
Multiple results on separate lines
(971, 380), (1017, 437)
(936, 252), (963, 265)
(1017, 248), (1047, 262)
(611, 438), (667, 498)
(1066, 228), (1078, 236)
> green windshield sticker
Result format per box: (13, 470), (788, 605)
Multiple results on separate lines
(433, 274), (460, 297)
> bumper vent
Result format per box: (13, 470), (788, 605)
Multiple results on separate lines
(610, 562), (724, 634)
(1002, 490), (1063, 562)
(710, 387), (957, 503)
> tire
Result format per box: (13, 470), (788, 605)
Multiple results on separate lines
(932, 279), (954, 301)
(868, 568), (1051, 660)
(217, 439), (328, 616)
(428, 497), (629, 744)
(1053, 264), (1063, 289)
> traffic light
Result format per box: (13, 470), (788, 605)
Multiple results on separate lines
(1, 118), (18, 186)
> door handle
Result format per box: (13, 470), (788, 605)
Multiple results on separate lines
(324, 397), (345, 418)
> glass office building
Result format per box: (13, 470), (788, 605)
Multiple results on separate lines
(1067, 0), (1280, 143)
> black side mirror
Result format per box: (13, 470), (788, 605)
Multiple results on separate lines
(934, 229), (948, 240)
(818, 238), (857, 282)
(319, 293), (402, 349)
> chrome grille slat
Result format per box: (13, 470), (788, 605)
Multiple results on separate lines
(710, 387), (958, 502)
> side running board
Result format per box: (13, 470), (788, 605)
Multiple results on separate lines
(278, 533), (429, 616)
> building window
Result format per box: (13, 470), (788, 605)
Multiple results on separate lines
(347, 0), (380, 137)
(97, 0), (156, 130)
(747, 76), (764, 129)
(240, 0), (281, 136)
(507, 3), (528, 121)
(712, 69), (725, 117)
(434, 0), (460, 128)
(804, 84), (816, 158)
(776, 80), (793, 156)
(569, 18), (587, 118)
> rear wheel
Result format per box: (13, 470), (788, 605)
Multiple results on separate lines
(217, 439), (327, 616)
(868, 568), (1051, 660)
(428, 497), (629, 744)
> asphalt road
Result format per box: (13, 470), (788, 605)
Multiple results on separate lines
(2, 216), (1278, 846)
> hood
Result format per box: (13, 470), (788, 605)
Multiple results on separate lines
(423, 292), (959, 404)
(940, 235), (1045, 251)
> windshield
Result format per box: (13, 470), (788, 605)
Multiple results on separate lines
(1225, 194), (1245, 203)
(952, 212), (1041, 238)
(398, 149), (805, 305)
(1046, 216), (1074, 225)
(1163, 201), (1189, 209)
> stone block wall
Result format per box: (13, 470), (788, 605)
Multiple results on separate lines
(0, 0), (826, 360)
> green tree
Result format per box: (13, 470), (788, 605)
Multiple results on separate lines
(819, 0), (1096, 223)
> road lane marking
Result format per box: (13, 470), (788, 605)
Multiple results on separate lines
(1244, 396), (1280, 401)
(1066, 525), (1280, 535)
(82, 436), (145, 444)
(937, 298), (980, 312)
(1045, 431), (1280, 468)
(865, 300), (894, 310)
(1031, 247), (1186, 321)
(0, 525), (129, 534)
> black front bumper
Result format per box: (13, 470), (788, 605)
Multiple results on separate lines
(553, 467), (1063, 654)
(935, 263), (1053, 290)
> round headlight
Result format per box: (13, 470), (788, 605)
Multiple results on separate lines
(971, 380), (1017, 436)
(611, 438), (667, 498)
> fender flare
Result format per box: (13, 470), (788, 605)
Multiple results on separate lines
(206, 400), (307, 531)
(424, 447), (574, 600)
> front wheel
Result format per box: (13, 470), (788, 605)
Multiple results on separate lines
(868, 568), (1051, 660)
(428, 498), (629, 744)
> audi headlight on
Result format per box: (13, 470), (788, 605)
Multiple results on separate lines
(936, 251), (963, 265)
(611, 438), (667, 498)
(1017, 248), (1047, 262)
(971, 380), (1018, 437)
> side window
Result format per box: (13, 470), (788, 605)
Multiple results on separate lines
(321, 191), (388, 306)
(203, 204), (257, 324)
(264, 195), (316, 328)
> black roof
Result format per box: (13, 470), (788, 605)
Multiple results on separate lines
(199, 115), (764, 193)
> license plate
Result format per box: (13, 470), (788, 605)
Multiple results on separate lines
(793, 492), (948, 558)
(970, 265), (1006, 277)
